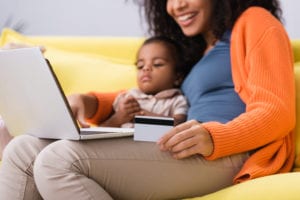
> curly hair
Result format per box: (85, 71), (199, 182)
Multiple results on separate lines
(139, 0), (282, 71)
(140, 36), (188, 79)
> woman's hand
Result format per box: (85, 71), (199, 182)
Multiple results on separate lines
(67, 93), (98, 128)
(157, 120), (214, 159)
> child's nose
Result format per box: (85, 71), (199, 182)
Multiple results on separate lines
(143, 64), (152, 71)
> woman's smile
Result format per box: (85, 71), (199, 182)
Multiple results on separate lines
(176, 12), (198, 27)
(167, 0), (212, 37)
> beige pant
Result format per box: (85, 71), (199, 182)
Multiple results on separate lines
(0, 135), (249, 200)
(0, 117), (13, 159)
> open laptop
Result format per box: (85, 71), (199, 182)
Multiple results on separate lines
(0, 47), (134, 140)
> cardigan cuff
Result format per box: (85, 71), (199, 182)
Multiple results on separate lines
(85, 91), (119, 125)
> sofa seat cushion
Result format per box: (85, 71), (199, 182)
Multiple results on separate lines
(186, 172), (300, 200)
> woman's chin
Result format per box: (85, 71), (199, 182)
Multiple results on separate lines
(181, 29), (200, 37)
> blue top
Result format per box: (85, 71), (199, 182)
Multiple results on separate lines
(181, 31), (245, 123)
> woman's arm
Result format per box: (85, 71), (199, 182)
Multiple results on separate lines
(84, 91), (120, 125)
(67, 93), (98, 128)
(67, 91), (120, 127)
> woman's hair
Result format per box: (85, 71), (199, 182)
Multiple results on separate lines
(138, 36), (188, 79)
(140, 0), (282, 70)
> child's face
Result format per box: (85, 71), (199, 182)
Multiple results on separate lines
(135, 41), (179, 95)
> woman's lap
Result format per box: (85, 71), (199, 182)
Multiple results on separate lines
(0, 134), (249, 200)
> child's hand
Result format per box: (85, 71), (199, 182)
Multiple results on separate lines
(99, 95), (141, 127)
(138, 109), (158, 117)
(115, 95), (141, 123)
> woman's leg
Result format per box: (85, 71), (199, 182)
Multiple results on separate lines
(34, 137), (249, 200)
(0, 135), (52, 200)
(0, 117), (13, 159)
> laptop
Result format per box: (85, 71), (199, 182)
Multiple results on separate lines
(0, 47), (134, 140)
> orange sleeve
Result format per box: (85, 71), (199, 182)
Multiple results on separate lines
(85, 91), (122, 125)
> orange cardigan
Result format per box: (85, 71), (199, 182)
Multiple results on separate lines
(87, 7), (296, 184)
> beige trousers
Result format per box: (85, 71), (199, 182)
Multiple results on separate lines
(0, 135), (249, 200)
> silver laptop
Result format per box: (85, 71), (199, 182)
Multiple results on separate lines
(0, 47), (134, 140)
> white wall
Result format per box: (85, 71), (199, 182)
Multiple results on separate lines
(0, 0), (146, 36)
(281, 1), (300, 39)
(0, 0), (299, 38)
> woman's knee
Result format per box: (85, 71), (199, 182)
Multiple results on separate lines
(34, 140), (85, 178)
(2, 135), (41, 164)
(33, 140), (88, 196)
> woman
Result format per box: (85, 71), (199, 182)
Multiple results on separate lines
(0, 0), (295, 199)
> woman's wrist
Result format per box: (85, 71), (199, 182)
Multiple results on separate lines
(82, 94), (98, 119)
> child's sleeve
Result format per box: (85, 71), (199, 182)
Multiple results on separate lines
(172, 94), (189, 115)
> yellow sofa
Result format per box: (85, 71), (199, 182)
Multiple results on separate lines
(1, 28), (300, 199)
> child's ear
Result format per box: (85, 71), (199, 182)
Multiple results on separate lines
(174, 73), (184, 87)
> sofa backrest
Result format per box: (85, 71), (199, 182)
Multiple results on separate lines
(0, 29), (142, 94)
(293, 40), (300, 64)
(293, 40), (300, 171)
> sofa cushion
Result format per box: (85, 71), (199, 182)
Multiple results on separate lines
(293, 65), (300, 171)
(292, 41), (300, 63)
(186, 172), (300, 200)
(0, 29), (139, 95)
(44, 48), (137, 95)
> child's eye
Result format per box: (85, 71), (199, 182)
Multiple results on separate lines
(153, 63), (164, 67)
(136, 65), (144, 70)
